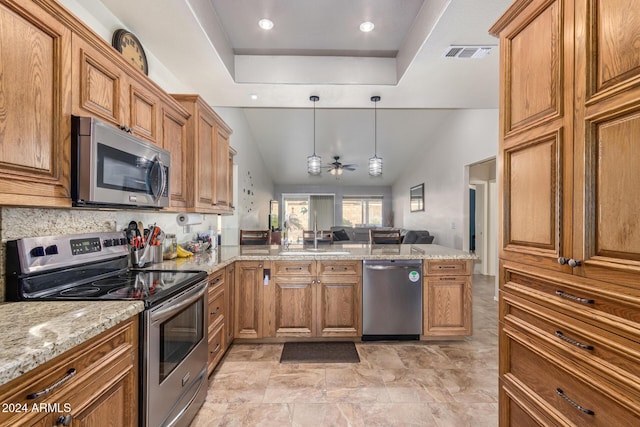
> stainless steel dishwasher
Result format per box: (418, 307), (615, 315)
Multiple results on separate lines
(362, 259), (423, 340)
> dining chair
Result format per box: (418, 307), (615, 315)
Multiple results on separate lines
(369, 229), (402, 244)
(239, 229), (270, 245)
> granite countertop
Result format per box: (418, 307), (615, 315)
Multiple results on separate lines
(0, 301), (144, 386)
(155, 243), (476, 274)
(0, 243), (471, 386)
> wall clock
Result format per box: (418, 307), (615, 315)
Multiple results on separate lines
(112, 29), (148, 75)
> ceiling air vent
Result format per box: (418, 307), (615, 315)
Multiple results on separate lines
(443, 46), (494, 59)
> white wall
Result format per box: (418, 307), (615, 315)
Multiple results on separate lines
(392, 109), (498, 249)
(215, 108), (275, 244)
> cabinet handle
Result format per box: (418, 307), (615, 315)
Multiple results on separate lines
(555, 330), (594, 351)
(55, 414), (73, 426)
(258, 264), (263, 268)
(210, 277), (222, 285)
(438, 265), (457, 269)
(210, 343), (221, 354)
(27, 368), (76, 399)
(286, 267), (303, 271)
(330, 266), (348, 271)
(440, 277), (457, 281)
(558, 257), (582, 268)
(556, 290), (594, 305)
(210, 307), (221, 316)
(120, 125), (132, 134)
(556, 388), (594, 415)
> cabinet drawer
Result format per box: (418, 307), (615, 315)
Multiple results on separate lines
(0, 318), (137, 426)
(501, 324), (640, 425)
(426, 260), (471, 275)
(272, 261), (315, 276)
(207, 324), (224, 373)
(208, 270), (225, 294)
(317, 260), (361, 276)
(208, 291), (225, 330)
(502, 263), (640, 342)
(502, 291), (640, 397)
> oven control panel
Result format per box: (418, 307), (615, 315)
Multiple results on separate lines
(11, 232), (129, 274)
(70, 237), (102, 255)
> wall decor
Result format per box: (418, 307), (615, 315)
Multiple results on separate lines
(410, 183), (424, 212)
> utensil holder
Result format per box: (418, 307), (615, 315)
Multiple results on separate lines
(151, 245), (163, 264)
(131, 248), (145, 268)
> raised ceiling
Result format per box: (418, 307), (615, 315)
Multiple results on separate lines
(97, 0), (512, 185)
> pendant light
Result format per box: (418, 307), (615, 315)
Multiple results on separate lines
(307, 95), (322, 175)
(369, 96), (383, 176)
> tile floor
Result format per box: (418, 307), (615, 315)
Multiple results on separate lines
(191, 274), (498, 426)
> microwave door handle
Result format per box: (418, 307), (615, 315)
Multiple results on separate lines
(156, 156), (167, 200)
(149, 156), (166, 202)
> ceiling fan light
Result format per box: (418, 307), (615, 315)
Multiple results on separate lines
(307, 154), (322, 175)
(369, 156), (382, 176)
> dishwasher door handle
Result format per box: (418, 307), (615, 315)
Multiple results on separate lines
(365, 265), (417, 271)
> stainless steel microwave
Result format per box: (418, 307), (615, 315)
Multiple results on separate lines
(71, 116), (170, 209)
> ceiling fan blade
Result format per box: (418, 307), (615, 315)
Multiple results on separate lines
(342, 164), (356, 168)
(344, 167), (356, 171)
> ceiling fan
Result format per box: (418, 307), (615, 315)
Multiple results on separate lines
(325, 156), (356, 176)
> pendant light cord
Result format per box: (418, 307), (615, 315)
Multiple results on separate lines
(374, 99), (377, 157)
(313, 99), (316, 155)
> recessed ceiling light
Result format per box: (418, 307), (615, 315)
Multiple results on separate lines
(258, 19), (274, 30)
(250, 94), (258, 100)
(360, 21), (374, 32)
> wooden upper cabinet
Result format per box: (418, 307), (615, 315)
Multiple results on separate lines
(503, 0), (563, 135)
(0, 1), (72, 207)
(128, 82), (159, 144)
(172, 94), (234, 214)
(72, 33), (124, 128)
(161, 105), (190, 209)
(587, 0), (640, 96)
(215, 125), (231, 208)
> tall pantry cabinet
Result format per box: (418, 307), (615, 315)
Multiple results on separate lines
(491, 0), (640, 425)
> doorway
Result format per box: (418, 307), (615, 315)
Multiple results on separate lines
(466, 159), (497, 277)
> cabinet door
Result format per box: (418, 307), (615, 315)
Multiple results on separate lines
(316, 275), (362, 337)
(571, 0), (640, 288)
(72, 34), (125, 128)
(195, 108), (216, 211)
(234, 261), (265, 339)
(423, 275), (472, 337)
(270, 276), (316, 337)
(0, 1), (72, 206)
(162, 105), (190, 209)
(214, 127), (230, 208)
(498, 0), (575, 274)
(127, 81), (159, 144)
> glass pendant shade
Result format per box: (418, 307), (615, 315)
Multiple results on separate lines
(369, 156), (382, 176)
(307, 154), (322, 175)
(369, 96), (383, 176)
(307, 95), (321, 175)
(329, 167), (343, 176)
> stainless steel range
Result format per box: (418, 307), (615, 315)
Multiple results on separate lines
(5, 231), (208, 427)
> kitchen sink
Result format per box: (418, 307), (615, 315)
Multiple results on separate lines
(279, 251), (351, 256)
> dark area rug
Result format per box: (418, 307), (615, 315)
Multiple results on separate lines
(280, 342), (360, 364)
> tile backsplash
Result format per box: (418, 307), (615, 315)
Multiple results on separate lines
(0, 207), (219, 301)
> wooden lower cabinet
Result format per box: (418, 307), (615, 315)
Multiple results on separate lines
(225, 263), (236, 347)
(422, 260), (473, 338)
(267, 260), (362, 338)
(234, 261), (268, 339)
(0, 317), (138, 426)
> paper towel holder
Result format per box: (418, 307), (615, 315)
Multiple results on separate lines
(177, 213), (203, 233)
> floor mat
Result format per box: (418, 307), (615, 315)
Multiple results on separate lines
(279, 341), (360, 364)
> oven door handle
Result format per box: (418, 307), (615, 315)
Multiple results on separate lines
(150, 281), (207, 325)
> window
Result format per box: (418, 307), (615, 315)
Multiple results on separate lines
(342, 196), (383, 227)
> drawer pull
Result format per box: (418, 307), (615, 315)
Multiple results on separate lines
(55, 414), (73, 426)
(210, 278), (222, 285)
(555, 331), (594, 351)
(210, 307), (221, 316)
(556, 388), (594, 415)
(330, 266), (348, 271)
(555, 290), (594, 305)
(27, 368), (76, 399)
(438, 265), (457, 269)
(210, 343), (221, 354)
(286, 267), (303, 271)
